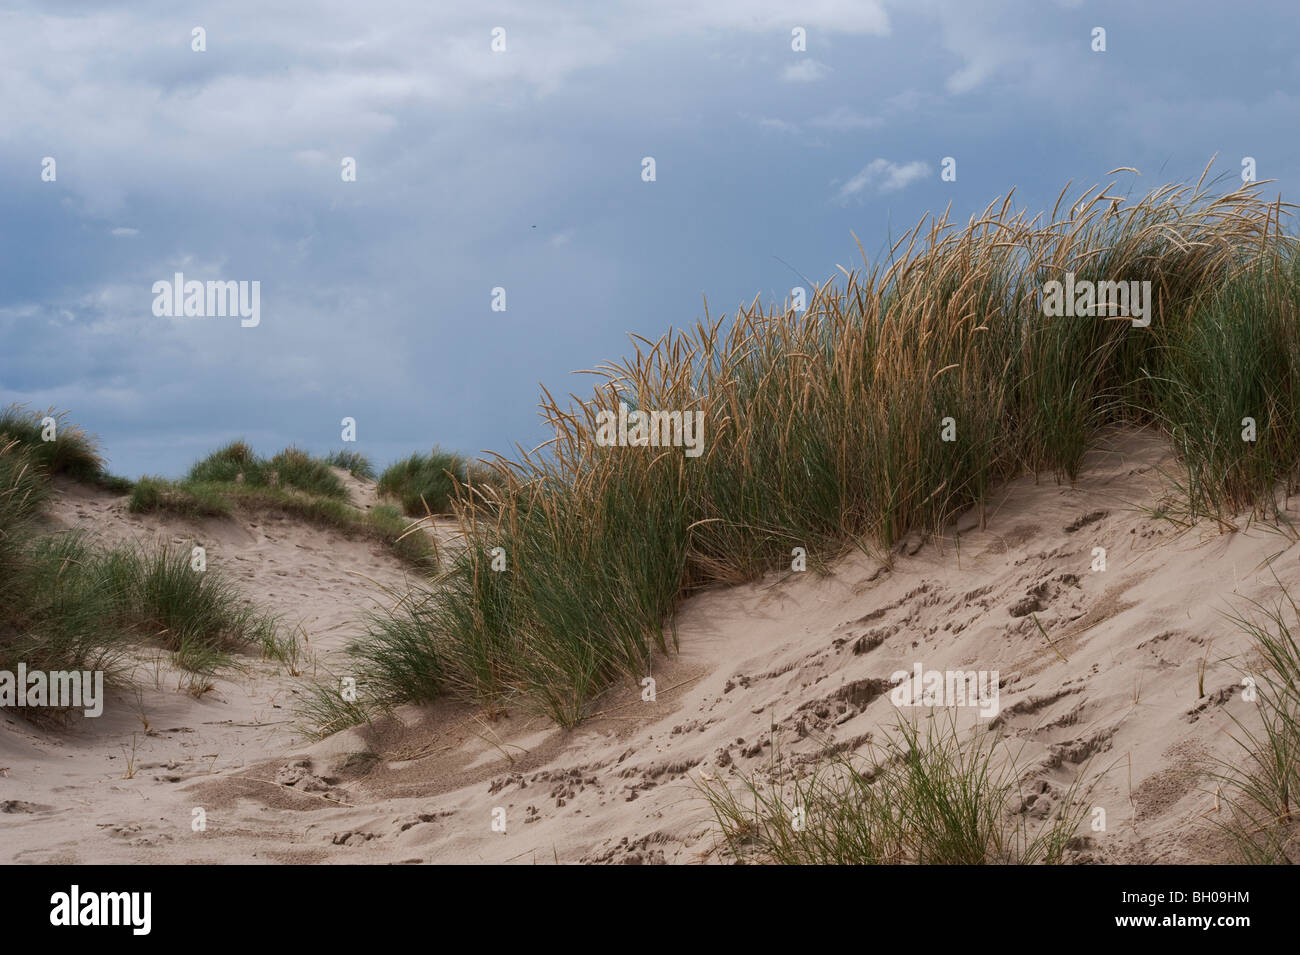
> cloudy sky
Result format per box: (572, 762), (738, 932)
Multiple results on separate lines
(1, 0), (1296, 477)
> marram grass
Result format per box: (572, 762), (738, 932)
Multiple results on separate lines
(308, 172), (1300, 729)
(1215, 585), (1300, 862)
(336, 169), (1300, 728)
(1, 428), (285, 707)
(0, 405), (129, 490)
(699, 715), (1092, 865)
(376, 448), (503, 516)
(131, 445), (437, 567)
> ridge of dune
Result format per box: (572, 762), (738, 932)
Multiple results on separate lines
(1, 429), (1293, 863)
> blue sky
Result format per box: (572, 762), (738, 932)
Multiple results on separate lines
(1, 0), (1297, 478)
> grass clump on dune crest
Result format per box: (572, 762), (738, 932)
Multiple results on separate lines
(186, 441), (348, 499)
(331, 164), (1300, 730)
(325, 449), (377, 480)
(129, 443), (436, 568)
(131, 476), (436, 567)
(377, 448), (501, 516)
(0, 405), (131, 491)
(129, 476), (233, 517)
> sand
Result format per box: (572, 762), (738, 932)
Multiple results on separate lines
(1, 433), (1294, 864)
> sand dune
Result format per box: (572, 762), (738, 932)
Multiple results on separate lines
(1, 432), (1292, 863)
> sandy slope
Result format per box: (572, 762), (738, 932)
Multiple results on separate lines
(2, 434), (1296, 864)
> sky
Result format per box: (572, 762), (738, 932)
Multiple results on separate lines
(1, 0), (1297, 478)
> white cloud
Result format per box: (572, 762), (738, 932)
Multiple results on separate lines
(809, 107), (879, 130)
(782, 59), (831, 83)
(110, 227), (139, 237)
(836, 158), (931, 200)
(885, 0), (1060, 95)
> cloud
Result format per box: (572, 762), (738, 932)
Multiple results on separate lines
(887, 0), (1064, 96)
(110, 227), (138, 237)
(782, 59), (830, 83)
(756, 116), (801, 133)
(668, 0), (889, 34)
(886, 88), (940, 112)
(809, 107), (879, 130)
(836, 158), (931, 200)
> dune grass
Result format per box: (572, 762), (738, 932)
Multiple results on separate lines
(2, 534), (280, 700)
(2, 532), (280, 689)
(0, 532), (128, 680)
(296, 677), (377, 741)
(325, 449), (377, 480)
(99, 541), (277, 656)
(1156, 251), (1300, 525)
(185, 441), (348, 499)
(129, 476), (233, 518)
(376, 448), (502, 516)
(0, 437), (49, 554)
(1216, 586), (1300, 862)
(1, 426), (284, 711)
(130, 445), (436, 567)
(699, 716), (1090, 864)
(327, 166), (1300, 730)
(0, 405), (131, 491)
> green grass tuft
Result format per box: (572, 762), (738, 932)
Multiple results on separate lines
(0, 405), (126, 489)
(0, 532), (280, 700)
(186, 441), (346, 499)
(324, 449), (377, 480)
(377, 448), (501, 516)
